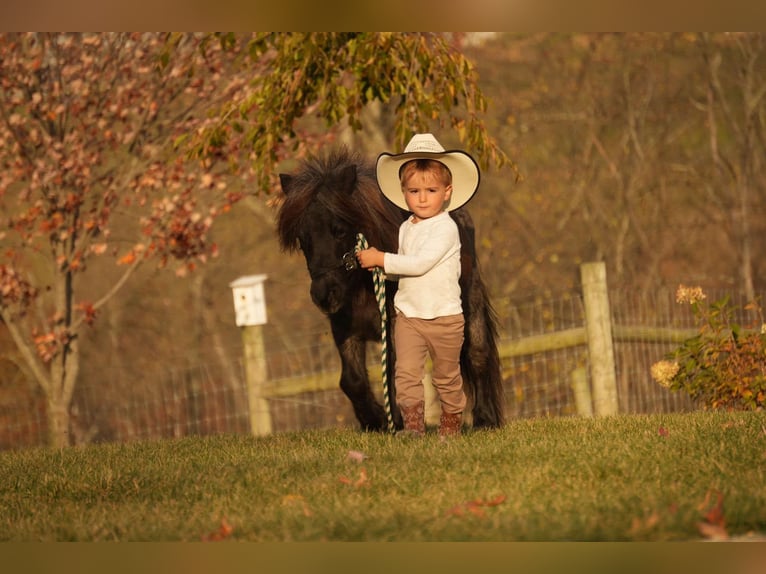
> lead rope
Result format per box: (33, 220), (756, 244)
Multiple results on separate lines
(355, 233), (395, 433)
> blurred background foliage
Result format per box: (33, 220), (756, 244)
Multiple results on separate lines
(2, 33), (765, 435)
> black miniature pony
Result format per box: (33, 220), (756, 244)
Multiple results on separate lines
(277, 148), (505, 431)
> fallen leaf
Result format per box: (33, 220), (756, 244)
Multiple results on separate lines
(445, 495), (506, 518)
(201, 517), (233, 542)
(484, 494), (507, 506)
(339, 468), (369, 488)
(445, 505), (464, 517)
(697, 489), (728, 540)
(645, 513), (661, 529)
(465, 502), (486, 518)
(702, 490), (726, 526)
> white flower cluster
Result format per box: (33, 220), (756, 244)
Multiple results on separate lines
(650, 360), (680, 388)
(676, 285), (706, 305)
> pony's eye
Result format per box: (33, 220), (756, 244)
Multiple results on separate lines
(330, 223), (349, 239)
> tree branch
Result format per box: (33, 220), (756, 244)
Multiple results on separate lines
(0, 307), (52, 396)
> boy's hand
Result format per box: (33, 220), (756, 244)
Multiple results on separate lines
(356, 247), (384, 269)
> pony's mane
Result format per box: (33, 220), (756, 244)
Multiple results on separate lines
(276, 147), (404, 253)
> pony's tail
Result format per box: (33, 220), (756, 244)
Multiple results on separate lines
(461, 280), (506, 428)
(451, 208), (506, 429)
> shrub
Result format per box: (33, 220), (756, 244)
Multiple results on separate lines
(651, 285), (766, 410)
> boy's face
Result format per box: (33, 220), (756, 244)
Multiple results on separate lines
(401, 169), (452, 222)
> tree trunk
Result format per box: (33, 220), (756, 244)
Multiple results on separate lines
(738, 184), (756, 302)
(46, 398), (71, 448)
(44, 340), (80, 448)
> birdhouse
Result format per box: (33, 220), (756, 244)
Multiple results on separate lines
(229, 274), (268, 326)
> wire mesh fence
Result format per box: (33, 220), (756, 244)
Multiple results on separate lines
(2, 286), (763, 449)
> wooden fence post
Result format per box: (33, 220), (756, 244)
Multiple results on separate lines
(241, 324), (272, 436)
(230, 274), (273, 436)
(580, 262), (619, 416)
(570, 366), (593, 417)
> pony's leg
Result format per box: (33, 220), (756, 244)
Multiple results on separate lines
(337, 336), (387, 431)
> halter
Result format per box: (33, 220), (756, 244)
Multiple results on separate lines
(342, 251), (358, 271)
(307, 251), (359, 280)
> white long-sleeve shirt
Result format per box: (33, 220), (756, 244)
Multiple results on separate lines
(383, 211), (462, 319)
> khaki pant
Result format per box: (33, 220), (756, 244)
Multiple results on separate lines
(394, 313), (467, 415)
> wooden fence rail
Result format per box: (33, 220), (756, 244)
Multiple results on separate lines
(238, 262), (701, 436)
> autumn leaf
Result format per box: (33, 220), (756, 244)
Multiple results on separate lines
(465, 503), (487, 518)
(446, 494), (507, 518)
(117, 252), (136, 266)
(76, 302), (98, 325)
(0, 264), (36, 307)
(338, 468), (369, 488)
(33, 331), (61, 362)
(0, 32), (274, 448)
(696, 489), (728, 540)
(200, 517), (234, 542)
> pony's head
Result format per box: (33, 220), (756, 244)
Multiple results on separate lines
(277, 147), (404, 314)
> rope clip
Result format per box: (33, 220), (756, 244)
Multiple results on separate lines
(342, 251), (358, 271)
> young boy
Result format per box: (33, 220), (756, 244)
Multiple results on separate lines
(356, 133), (480, 437)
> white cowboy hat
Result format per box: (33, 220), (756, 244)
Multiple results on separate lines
(376, 133), (480, 212)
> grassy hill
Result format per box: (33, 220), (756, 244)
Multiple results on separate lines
(2, 411), (764, 543)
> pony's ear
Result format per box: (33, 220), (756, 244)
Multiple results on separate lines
(338, 164), (357, 195)
(279, 173), (294, 195)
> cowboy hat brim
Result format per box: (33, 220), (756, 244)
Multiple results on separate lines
(376, 149), (480, 212)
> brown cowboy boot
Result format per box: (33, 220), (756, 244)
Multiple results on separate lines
(438, 411), (462, 438)
(399, 402), (426, 437)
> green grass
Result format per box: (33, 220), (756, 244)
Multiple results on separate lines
(1, 411), (765, 541)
